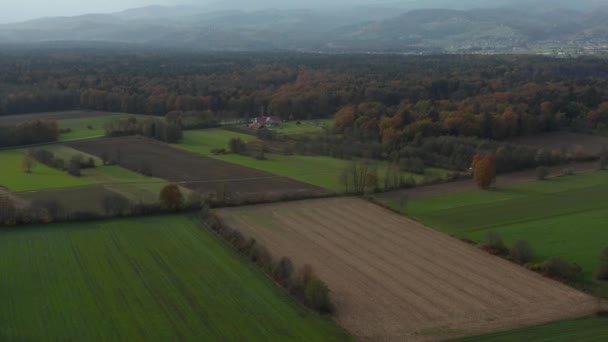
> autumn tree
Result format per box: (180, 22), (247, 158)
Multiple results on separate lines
(159, 184), (184, 211)
(472, 152), (496, 190)
(335, 105), (356, 131)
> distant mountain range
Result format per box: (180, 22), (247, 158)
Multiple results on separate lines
(1, 1), (608, 53)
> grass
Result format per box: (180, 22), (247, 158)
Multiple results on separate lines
(385, 171), (608, 282)
(27, 144), (103, 165)
(58, 114), (147, 141)
(274, 119), (334, 136)
(176, 128), (448, 192)
(0, 215), (351, 341)
(83, 165), (193, 203)
(0, 150), (92, 192)
(453, 316), (608, 341)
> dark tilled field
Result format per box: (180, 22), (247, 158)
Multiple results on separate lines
(0, 111), (119, 127)
(69, 136), (327, 196)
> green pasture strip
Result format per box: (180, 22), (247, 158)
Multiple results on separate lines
(0, 215), (351, 341)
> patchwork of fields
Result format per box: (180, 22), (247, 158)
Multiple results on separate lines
(217, 198), (596, 341)
(0, 150), (93, 192)
(176, 129), (447, 192)
(70, 136), (326, 197)
(388, 171), (608, 282)
(3, 111), (608, 341)
(0, 215), (351, 341)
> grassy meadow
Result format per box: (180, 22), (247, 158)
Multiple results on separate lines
(58, 114), (148, 141)
(0, 215), (351, 341)
(0, 150), (93, 192)
(274, 118), (334, 136)
(176, 128), (447, 192)
(385, 171), (608, 282)
(454, 316), (608, 342)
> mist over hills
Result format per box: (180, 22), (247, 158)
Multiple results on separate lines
(1, 0), (608, 53)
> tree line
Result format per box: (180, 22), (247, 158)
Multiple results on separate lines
(1, 50), (607, 141)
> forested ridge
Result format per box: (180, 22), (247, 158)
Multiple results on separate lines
(1, 49), (608, 142)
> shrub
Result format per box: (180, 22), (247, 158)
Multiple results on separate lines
(596, 247), (608, 281)
(536, 166), (549, 180)
(274, 257), (294, 285)
(0, 197), (17, 225)
(509, 240), (534, 264)
(482, 231), (508, 256)
(67, 155), (83, 176)
(228, 138), (247, 154)
(211, 148), (227, 155)
(599, 147), (608, 170)
(251, 244), (273, 271)
(541, 257), (583, 283)
(561, 168), (575, 176)
(102, 193), (131, 216)
(304, 278), (333, 313)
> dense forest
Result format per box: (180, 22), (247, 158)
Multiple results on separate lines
(1, 48), (608, 144)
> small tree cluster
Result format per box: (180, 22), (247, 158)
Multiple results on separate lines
(481, 231), (508, 256)
(472, 152), (496, 190)
(509, 240), (534, 265)
(536, 166), (549, 180)
(200, 210), (333, 314)
(596, 247), (608, 281)
(339, 160), (379, 194)
(159, 184), (184, 211)
(228, 137), (248, 154)
(105, 116), (182, 143)
(599, 147), (608, 170)
(528, 257), (583, 284)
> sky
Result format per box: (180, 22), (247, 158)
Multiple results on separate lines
(0, 0), (388, 24)
(1, 0), (194, 23)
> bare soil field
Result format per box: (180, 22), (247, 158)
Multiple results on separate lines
(378, 161), (598, 202)
(0, 111), (118, 127)
(217, 198), (597, 341)
(508, 131), (608, 155)
(69, 136), (326, 197)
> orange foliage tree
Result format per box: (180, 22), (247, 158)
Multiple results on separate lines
(159, 184), (184, 211)
(472, 152), (497, 190)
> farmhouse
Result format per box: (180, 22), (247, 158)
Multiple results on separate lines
(249, 116), (283, 130)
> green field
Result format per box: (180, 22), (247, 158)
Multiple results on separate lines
(58, 114), (148, 141)
(454, 316), (608, 342)
(177, 129), (447, 191)
(274, 119), (334, 136)
(385, 171), (608, 281)
(0, 215), (351, 341)
(0, 150), (92, 192)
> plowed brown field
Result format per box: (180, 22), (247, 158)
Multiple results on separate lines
(217, 198), (597, 341)
(70, 136), (326, 197)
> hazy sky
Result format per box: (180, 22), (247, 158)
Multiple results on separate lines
(1, 0), (391, 23)
(1, 0), (194, 23)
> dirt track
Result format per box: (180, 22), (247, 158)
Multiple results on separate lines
(217, 198), (597, 341)
(0, 111), (119, 127)
(70, 136), (326, 197)
(377, 161), (598, 201)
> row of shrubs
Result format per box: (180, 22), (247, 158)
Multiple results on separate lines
(29, 149), (96, 176)
(200, 208), (333, 314)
